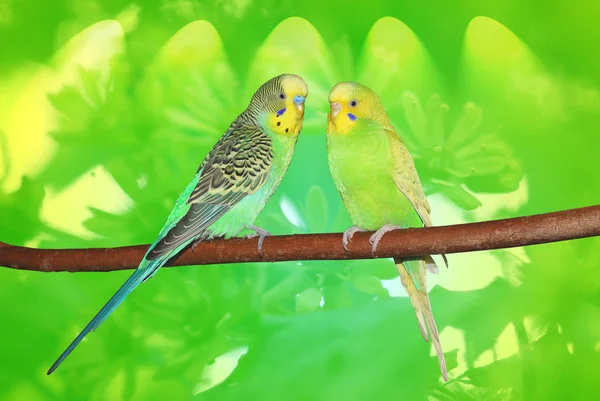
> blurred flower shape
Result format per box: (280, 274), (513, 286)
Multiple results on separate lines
(398, 92), (522, 209)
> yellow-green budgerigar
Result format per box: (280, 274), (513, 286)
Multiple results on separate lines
(326, 82), (448, 381)
(48, 74), (308, 374)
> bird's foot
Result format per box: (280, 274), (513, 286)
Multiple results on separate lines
(191, 237), (203, 254)
(244, 225), (272, 257)
(369, 224), (403, 256)
(342, 225), (366, 252)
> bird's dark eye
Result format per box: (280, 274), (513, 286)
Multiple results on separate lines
(279, 93), (286, 99)
(350, 100), (357, 107)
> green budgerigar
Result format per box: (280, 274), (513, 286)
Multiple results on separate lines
(48, 74), (308, 374)
(326, 82), (448, 381)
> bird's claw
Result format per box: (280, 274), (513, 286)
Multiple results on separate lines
(369, 224), (403, 257)
(342, 225), (364, 252)
(244, 225), (272, 257)
(191, 238), (202, 254)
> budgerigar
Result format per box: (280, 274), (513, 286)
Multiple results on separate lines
(48, 74), (308, 374)
(326, 82), (448, 381)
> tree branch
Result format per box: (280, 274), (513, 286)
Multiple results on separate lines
(1, 205), (599, 273)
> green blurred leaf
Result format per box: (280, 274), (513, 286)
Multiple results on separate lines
(303, 185), (329, 233)
(350, 274), (388, 297)
(446, 102), (483, 151)
(323, 281), (353, 310)
(0, 176), (45, 245)
(440, 184), (482, 210)
(296, 287), (322, 314)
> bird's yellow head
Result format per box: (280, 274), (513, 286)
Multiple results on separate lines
(251, 74), (309, 136)
(327, 81), (390, 134)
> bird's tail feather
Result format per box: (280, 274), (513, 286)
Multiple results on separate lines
(47, 257), (164, 375)
(396, 261), (428, 342)
(394, 258), (448, 382)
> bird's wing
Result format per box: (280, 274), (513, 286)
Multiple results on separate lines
(385, 127), (433, 227)
(146, 126), (273, 260)
(386, 127), (448, 270)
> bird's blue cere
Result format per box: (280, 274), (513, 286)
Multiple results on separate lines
(293, 95), (306, 105)
(276, 108), (286, 117)
(347, 113), (357, 121)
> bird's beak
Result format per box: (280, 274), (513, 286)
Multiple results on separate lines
(330, 102), (342, 118)
(293, 95), (306, 112)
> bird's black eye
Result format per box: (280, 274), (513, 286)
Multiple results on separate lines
(350, 100), (357, 107)
(279, 93), (286, 99)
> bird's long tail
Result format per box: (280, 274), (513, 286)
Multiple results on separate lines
(47, 257), (166, 375)
(394, 257), (448, 382)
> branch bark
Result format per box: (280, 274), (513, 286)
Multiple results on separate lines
(1, 205), (599, 273)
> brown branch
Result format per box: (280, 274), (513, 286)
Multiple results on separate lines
(1, 205), (599, 273)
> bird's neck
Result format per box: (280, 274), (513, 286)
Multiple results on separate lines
(238, 110), (259, 126)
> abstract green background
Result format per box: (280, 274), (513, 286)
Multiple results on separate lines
(1, 1), (600, 400)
